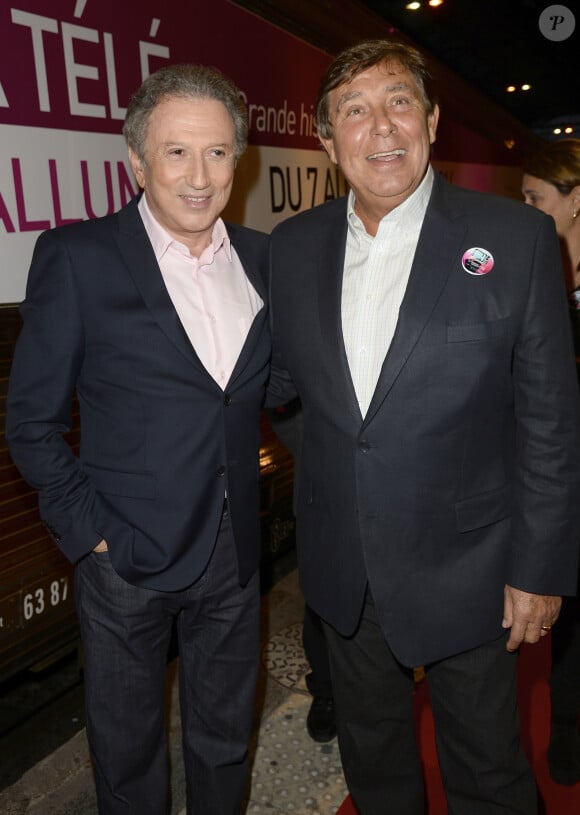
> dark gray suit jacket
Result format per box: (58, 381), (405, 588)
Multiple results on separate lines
(7, 197), (270, 591)
(269, 171), (580, 666)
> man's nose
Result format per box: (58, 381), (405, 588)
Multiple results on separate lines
(186, 156), (210, 188)
(372, 108), (396, 136)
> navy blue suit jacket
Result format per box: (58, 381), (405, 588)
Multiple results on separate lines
(7, 196), (270, 591)
(269, 171), (580, 666)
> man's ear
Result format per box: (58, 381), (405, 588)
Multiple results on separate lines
(128, 147), (145, 189)
(428, 104), (440, 145)
(319, 136), (338, 165)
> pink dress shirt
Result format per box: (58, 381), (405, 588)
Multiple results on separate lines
(138, 195), (263, 389)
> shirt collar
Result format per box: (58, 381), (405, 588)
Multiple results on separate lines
(138, 193), (232, 263)
(347, 164), (434, 242)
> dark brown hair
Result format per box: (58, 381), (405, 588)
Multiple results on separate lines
(316, 39), (437, 139)
(523, 139), (580, 196)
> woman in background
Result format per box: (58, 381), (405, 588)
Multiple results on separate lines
(522, 138), (580, 786)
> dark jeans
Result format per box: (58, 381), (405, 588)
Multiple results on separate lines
(323, 591), (537, 815)
(74, 515), (260, 815)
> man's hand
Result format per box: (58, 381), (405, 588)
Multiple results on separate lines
(93, 538), (108, 552)
(502, 585), (561, 652)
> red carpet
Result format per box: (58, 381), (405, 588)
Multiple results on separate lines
(337, 636), (580, 814)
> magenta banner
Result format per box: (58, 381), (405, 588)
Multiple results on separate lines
(0, 0), (345, 302)
(0, 0), (329, 149)
(0, 0), (524, 303)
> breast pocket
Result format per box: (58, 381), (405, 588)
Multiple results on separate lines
(446, 316), (511, 344)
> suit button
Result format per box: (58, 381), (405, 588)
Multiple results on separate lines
(216, 466), (225, 477)
(359, 439), (371, 452)
(224, 394), (232, 406)
(43, 520), (61, 540)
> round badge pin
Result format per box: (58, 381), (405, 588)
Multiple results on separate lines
(462, 247), (494, 276)
(569, 289), (580, 310)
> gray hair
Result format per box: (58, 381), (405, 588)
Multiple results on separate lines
(123, 64), (248, 161)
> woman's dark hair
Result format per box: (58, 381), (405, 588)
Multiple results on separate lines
(523, 139), (580, 196)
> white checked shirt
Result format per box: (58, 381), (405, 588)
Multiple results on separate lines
(341, 166), (434, 417)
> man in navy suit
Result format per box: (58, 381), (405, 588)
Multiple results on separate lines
(268, 40), (580, 813)
(7, 64), (269, 814)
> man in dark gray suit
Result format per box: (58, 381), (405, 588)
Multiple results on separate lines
(7, 64), (269, 814)
(268, 39), (580, 813)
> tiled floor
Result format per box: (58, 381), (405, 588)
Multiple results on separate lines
(247, 693), (346, 814)
(248, 569), (348, 814)
(246, 620), (347, 814)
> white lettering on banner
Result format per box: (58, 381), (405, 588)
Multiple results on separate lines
(10, 9), (58, 112)
(4, 6), (314, 138)
(248, 99), (297, 136)
(238, 92), (318, 141)
(5, 4), (170, 118)
(1, 5), (322, 144)
(104, 32), (127, 120)
(245, 101), (319, 139)
(139, 40), (170, 84)
(299, 103), (317, 138)
(0, 0), (344, 310)
(62, 22), (106, 118)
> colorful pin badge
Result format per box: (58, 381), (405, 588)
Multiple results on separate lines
(569, 289), (580, 311)
(462, 247), (494, 276)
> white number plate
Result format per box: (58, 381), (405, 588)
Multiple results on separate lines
(0, 575), (73, 632)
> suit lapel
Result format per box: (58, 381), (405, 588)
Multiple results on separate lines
(114, 199), (208, 371)
(317, 201), (364, 422)
(114, 204), (267, 386)
(226, 224), (268, 387)
(364, 174), (468, 426)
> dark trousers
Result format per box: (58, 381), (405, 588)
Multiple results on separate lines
(74, 514), (260, 815)
(303, 604), (333, 698)
(550, 592), (580, 727)
(323, 592), (537, 815)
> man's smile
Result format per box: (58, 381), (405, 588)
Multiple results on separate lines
(366, 148), (406, 161)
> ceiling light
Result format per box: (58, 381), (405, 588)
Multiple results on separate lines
(564, 126), (574, 134)
(406, 2), (421, 10)
(521, 84), (532, 91)
(553, 128), (562, 135)
(506, 85), (517, 93)
(428, 0), (444, 6)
